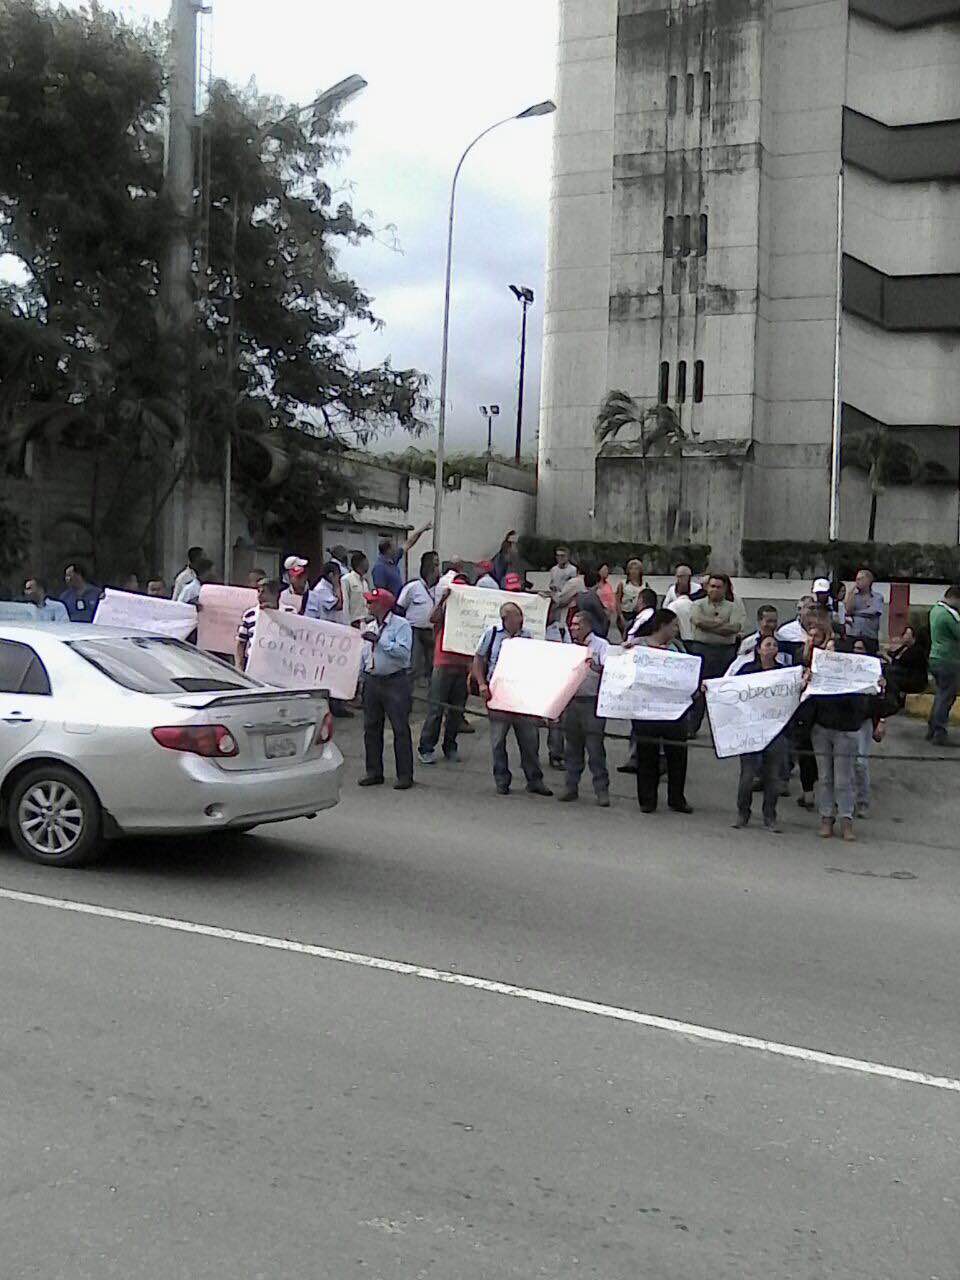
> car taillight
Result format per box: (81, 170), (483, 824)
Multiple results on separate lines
(314, 711), (335, 746)
(151, 724), (239, 757)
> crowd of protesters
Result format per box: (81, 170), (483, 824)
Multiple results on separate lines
(4, 534), (959, 841)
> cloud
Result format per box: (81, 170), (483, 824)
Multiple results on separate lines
(70, 0), (559, 453)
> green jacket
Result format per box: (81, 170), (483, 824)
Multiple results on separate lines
(929, 600), (960, 667)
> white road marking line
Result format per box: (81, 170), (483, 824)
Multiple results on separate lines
(1, 884), (957, 1095)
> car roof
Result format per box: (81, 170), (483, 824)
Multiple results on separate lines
(0, 621), (168, 642)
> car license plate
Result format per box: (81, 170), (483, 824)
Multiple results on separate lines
(265, 734), (297, 760)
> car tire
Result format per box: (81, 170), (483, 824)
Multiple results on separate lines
(7, 766), (103, 867)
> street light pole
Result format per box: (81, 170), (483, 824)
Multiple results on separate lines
(509, 285), (534, 464)
(219, 75), (368, 580)
(432, 101), (555, 559)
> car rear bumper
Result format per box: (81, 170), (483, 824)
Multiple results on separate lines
(101, 744), (344, 836)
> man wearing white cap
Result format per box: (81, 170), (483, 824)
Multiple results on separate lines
(279, 556), (309, 614)
(813, 576), (846, 635)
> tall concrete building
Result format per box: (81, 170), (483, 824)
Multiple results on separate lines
(537, 0), (960, 567)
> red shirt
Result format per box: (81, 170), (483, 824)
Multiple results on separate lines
(434, 619), (471, 669)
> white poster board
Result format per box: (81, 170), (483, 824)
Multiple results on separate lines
(245, 608), (364, 700)
(597, 646), (702, 721)
(197, 585), (258, 654)
(705, 665), (804, 759)
(94, 588), (197, 640)
(0, 602), (38, 622)
(442, 585), (549, 656)
(807, 647), (881, 697)
(487, 637), (590, 719)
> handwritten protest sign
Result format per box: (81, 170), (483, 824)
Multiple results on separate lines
(0, 602), (39, 622)
(94, 588), (197, 640)
(442, 585), (548, 656)
(245, 608), (363, 700)
(487, 638), (590, 720)
(705, 665), (804, 759)
(807, 647), (881, 697)
(197, 584), (257, 654)
(597, 647), (702, 721)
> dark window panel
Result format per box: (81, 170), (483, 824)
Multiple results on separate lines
(667, 75), (677, 116)
(681, 215), (692, 257)
(685, 73), (695, 114)
(699, 213), (708, 256)
(843, 255), (960, 331)
(694, 360), (704, 404)
(658, 361), (670, 404)
(676, 360), (687, 404)
(843, 107), (960, 183)
(849, 0), (960, 28)
(702, 72), (711, 117)
(664, 216), (674, 257)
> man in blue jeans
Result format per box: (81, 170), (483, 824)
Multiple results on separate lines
(472, 602), (553, 798)
(358, 589), (415, 790)
(927, 585), (960, 746)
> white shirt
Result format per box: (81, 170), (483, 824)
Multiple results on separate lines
(775, 619), (807, 645)
(178, 577), (202, 607)
(341, 570), (370, 624)
(663, 583), (692, 608)
(476, 573), (500, 591)
(172, 567), (197, 602)
(306, 579), (343, 623)
(279, 587), (305, 615)
(725, 649), (792, 677)
(666, 593), (697, 641)
(397, 577), (436, 628)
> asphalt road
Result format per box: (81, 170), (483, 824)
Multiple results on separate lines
(1, 706), (958, 1278)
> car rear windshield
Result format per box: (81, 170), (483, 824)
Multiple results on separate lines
(68, 636), (264, 694)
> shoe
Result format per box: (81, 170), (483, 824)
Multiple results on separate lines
(459, 721), (476, 735)
(840, 817), (856, 842)
(557, 790), (578, 803)
(418, 749), (437, 766)
(595, 793), (611, 808)
(732, 814), (750, 829)
(548, 756), (565, 770)
(443, 748), (461, 763)
(357, 775), (384, 788)
(818, 817), (834, 839)
(778, 783), (791, 797)
(797, 795), (815, 810)
(617, 762), (638, 775)
(393, 778), (414, 791)
(854, 803), (868, 819)
(639, 803), (657, 814)
(526, 782), (554, 797)
(669, 801), (693, 815)
(764, 820), (783, 834)
(496, 784), (510, 796)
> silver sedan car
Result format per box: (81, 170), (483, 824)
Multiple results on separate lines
(0, 622), (344, 866)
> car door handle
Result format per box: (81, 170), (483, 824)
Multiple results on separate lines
(3, 716), (33, 725)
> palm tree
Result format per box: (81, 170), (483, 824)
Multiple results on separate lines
(840, 426), (923, 542)
(596, 392), (686, 541)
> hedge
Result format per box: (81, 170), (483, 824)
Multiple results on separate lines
(742, 540), (960, 583)
(519, 536), (712, 574)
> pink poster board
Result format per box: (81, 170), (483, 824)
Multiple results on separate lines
(487, 638), (590, 720)
(197, 584), (258, 654)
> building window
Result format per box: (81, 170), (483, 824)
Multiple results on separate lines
(676, 360), (687, 404)
(658, 361), (670, 404)
(702, 72), (711, 117)
(686, 73), (696, 114)
(699, 214), (708, 256)
(663, 216), (674, 257)
(694, 360), (704, 403)
(667, 75), (677, 116)
(681, 214), (692, 256)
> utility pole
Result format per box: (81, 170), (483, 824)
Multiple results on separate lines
(509, 285), (534, 465)
(479, 404), (500, 454)
(161, 0), (200, 576)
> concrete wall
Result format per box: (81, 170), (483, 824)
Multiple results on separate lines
(537, 0), (618, 538)
(838, 468), (960, 544)
(847, 13), (960, 125)
(842, 314), (960, 427)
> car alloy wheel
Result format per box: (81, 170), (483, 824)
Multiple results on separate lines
(18, 780), (85, 855)
(9, 766), (102, 866)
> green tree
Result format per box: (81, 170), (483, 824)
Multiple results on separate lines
(595, 391), (686, 541)
(840, 427), (923, 542)
(0, 0), (427, 570)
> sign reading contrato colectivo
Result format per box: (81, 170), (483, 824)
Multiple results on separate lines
(245, 608), (364, 700)
(442, 584), (549, 656)
(705, 665), (804, 759)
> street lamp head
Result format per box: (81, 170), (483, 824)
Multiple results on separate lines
(491, 405), (501, 415)
(311, 74), (369, 116)
(479, 405), (488, 416)
(516, 100), (557, 119)
(509, 285), (535, 305)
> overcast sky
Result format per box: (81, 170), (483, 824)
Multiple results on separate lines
(32, 0), (560, 456)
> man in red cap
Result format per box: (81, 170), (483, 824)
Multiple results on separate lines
(475, 560), (500, 590)
(279, 555), (309, 614)
(358, 588), (415, 790)
(418, 573), (471, 765)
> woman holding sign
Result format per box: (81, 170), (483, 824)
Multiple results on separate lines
(633, 610), (695, 815)
(731, 636), (804, 834)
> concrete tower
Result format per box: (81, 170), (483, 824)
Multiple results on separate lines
(538, 0), (960, 566)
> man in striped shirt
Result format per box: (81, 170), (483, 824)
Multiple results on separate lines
(235, 579), (281, 671)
